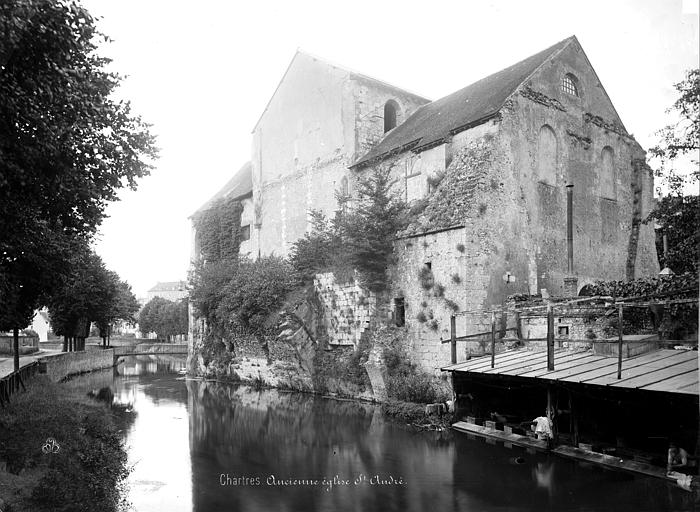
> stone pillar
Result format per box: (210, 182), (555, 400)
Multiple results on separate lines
(563, 276), (578, 298)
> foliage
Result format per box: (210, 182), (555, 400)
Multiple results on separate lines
(138, 296), (188, 341)
(649, 69), (699, 194)
(376, 326), (451, 403)
(344, 167), (409, 291)
(583, 272), (697, 299)
(645, 195), (699, 273)
(47, 248), (120, 342)
(434, 283), (445, 297)
(288, 209), (352, 283)
(191, 256), (296, 351)
(584, 273), (697, 339)
(192, 196), (244, 263)
(20, 328), (38, 337)
(290, 168), (408, 291)
(218, 256), (297, 334)
(0, 376), (130, 512)
(0, 0), (156, 338)
(419, 266), (434, 290)
(312, 338), (372, 394)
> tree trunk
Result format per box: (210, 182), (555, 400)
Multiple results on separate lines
(62, 335), (68, 352)
(13, 327), (19, 371)
(102, 335), (107, 348)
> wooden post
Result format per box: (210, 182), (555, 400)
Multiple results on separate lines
(569, 389), (579, 446)
(546, 385), (555, 446)
(547, 305), (554, 371)
(450, 315), (457, 365)
(617, 303), (624, 379)
(490, 311), (496, 368)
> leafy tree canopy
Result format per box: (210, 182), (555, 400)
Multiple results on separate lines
(649, 69), (699, 194)
(0, 0), (157, 335)
(138, 296), (188, 341)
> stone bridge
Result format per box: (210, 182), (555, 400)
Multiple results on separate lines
(113, 343), (188, 363)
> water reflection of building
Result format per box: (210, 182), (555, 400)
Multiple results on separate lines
(186, 381), (458, 512)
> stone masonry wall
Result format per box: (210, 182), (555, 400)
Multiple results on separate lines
(313, 272), (376, 347)
(39, 349), (114, 382)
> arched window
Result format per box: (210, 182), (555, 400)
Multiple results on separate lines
(384, 100), (398, 133)
(340, 176), (349, 197)
(600, 147), (615, 199)
(537, 125), (557, 185)
(561, 73), (579, 97)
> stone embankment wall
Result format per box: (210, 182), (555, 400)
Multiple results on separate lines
(39, 350), (114, 382)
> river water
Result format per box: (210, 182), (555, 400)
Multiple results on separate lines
(69, 355), (694, 512)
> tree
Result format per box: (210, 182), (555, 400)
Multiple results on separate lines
(0, 0), (157, 366)
(94, 278), (140, 347)
(649, 69), (699, 194)
(646, 196), (699, 274)
(344, 167), (408, 291)
(47, 247), (116, 351)
(646, 69), (700, 273)
(138, 297), (188, 341)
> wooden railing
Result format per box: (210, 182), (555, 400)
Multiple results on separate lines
(0, 361), (40, 407)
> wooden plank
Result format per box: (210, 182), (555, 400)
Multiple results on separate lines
(458, 349), (539, 371)
(586, 353), (697, 386)
(643, 371), (699, 394)
(679, 381), (699, 394)
(479, 350), (554, 374)
(608, 359), (698, 389)
(576, 350), (691, 383)
(553, 445), (672, 481)
(524, 355), (609, 379)
(452, 421), (548, 450)
(517, 352), (603, 378)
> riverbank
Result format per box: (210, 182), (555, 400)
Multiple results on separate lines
(0, 375), (131, 512)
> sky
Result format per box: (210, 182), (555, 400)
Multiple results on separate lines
(82, 0), (699, 297)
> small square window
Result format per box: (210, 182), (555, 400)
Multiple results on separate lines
(240, 224), (251, 241)
(557, 326), (569, 337)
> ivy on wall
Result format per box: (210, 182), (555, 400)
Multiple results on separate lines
(193, 196), (244, 263)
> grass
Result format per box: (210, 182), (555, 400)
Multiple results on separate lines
(0, 376), (131, 512)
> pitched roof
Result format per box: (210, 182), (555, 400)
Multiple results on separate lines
(252, 50), (430, 133)
(353, 36), (576, 168)
(148, 281), (187, 292)
(191, 161), (253, 217)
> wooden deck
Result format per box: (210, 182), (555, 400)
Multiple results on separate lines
(443, 348), (698, 395)
(453, 421), (548, 450)
(453, 420), (696, 490)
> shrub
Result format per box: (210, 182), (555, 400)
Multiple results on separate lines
(416, 311), (427, 323)
(377, 326), (451, 404)
(428, 319), (439, 331)
(451, 273), (462, 284)
(444, 299), (460, 312)
(456, 243), (465, 253)
(419, 266), (434, 290)
(434, 283), (445, 297)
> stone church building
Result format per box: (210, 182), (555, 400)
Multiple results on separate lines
(191, 36), (658, 371)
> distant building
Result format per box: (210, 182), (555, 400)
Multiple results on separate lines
(146, 281), (188, 302)
(30, 309), (51, 342)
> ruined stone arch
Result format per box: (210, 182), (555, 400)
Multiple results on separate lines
(384, 100), (400, 133)
(600, 146), (615, 199)
(536, 124), (557, 185)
